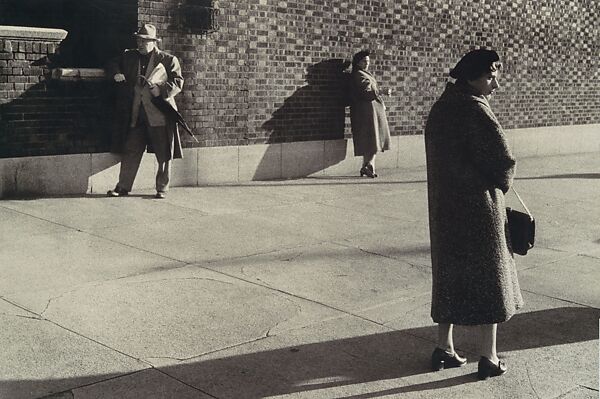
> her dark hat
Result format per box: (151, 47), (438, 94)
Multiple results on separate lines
(449, 49), (500, 80)
(352, 50), (370, 66)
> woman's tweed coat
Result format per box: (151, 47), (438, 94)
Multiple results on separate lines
(424, 82), (524, 325)
(349, 69), (391, 156)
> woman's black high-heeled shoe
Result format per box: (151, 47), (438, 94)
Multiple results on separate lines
(431, 347), (467, 371)
(366, 164), (378, 178)
(477, 356), (507, 380)
(360, 164), (376, 178)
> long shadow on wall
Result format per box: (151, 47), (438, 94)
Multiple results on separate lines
(1, 307), (598, 398)
(0, 77), (120, 196)
(257, 59), (351, 180)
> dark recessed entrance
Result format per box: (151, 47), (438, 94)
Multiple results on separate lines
(0, 0), (137, 67)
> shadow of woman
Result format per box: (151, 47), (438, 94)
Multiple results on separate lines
(261, 58), (350, 144)
(253, 59), (352, 179)
(5, 306), (599, 398)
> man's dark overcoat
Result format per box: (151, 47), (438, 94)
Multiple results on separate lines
(108, 48), (184, 158)
(349, 69), (391, 156)
(424, 82), (524, 325)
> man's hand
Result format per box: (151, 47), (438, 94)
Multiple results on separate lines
(114, 73), (126, 82)
(149, 84), (161, 97)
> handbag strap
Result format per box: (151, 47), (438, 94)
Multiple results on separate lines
(511, 187), (532, 217)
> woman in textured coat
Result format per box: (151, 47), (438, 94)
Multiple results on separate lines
(424, 49), (524, 380)
(350, 50), (391, 178)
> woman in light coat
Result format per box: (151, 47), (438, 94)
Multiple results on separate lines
(350, 50), (391, 178)
(424, 49), (524, 380)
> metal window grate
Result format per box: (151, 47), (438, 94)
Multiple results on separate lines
(170, 1), (218, 35)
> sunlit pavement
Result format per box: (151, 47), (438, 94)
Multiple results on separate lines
(1, 152), (599, 399)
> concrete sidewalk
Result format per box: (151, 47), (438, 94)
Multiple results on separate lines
(1, 153), (599, 399)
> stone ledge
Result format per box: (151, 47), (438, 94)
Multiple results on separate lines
(51, 68), (107, 81)
(0, 25), (68, 42)
(0, 124), (598, 198)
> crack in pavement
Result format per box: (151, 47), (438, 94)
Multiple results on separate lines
(525, 364), (542, 399)
(144, 336), (270, 363)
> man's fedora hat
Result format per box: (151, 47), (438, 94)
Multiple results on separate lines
(133, 23), (161, 41)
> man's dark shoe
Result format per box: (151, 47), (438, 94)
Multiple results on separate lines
(155, 191), (166, 199)
(107, 187), (129, 197)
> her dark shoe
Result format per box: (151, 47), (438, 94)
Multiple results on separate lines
(360, 165), (376, 178)
(366, 164), (378, 178)
(477, 356), (507, 380)
(431, 347), (467, 371)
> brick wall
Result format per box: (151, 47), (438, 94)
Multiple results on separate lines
(0, 29), (114, 158)
(141, 0), (599, 149)
(1, 0), (599, 157)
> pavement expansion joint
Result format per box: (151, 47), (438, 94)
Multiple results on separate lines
(522, 289), (600, 309)
(147, 336), (271, 363)
(122, 276), (236, 286)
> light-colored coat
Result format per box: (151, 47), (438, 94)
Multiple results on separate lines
(424, 82), (524, 325)
(349, 69), (391, 156)
(108, 48), (184, 159)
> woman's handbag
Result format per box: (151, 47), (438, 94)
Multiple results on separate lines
(506, 187), (535, 256)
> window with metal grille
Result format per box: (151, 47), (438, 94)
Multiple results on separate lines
(170, 0), (218, 35)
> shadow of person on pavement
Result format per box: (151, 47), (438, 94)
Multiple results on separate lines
(3, 306), (599, 398)
(517, 173), (600, 180)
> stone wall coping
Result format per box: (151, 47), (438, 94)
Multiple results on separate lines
(51, 68), (107, 81)
(0, 25), (68, 42)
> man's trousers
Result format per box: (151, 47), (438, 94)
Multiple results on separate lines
(116, 123), (174, 193)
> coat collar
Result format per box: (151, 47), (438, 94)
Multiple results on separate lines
(442, 82), (491, 108)
(357, 69), (375, 79)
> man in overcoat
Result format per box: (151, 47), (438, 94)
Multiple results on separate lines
(106, 23), (184, 199)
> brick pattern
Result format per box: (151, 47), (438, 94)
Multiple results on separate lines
(143, 0), (600, 148)
(2, 0), (600, 157)
(0, 37), (113, 157)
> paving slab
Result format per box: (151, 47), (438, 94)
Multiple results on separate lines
(155, 185), (300, 215)
(382, 292), (599, 399)
(513, 247), (578, 271)
(555, 387), (599, 399)
(1, 153), (599, 399)
(88, 211), (321, 263)
(0, 311), (148, 399)
(514, 174), (600, 203)
(236, 176), (423, 204)
(319, 188), (429, 223)
(203, 241), (431, 321)
(0, 297), (34, 317)
(159, 316), (435, 399)
(36, 265), (344, 364)
(519, 254), (600, 307)
(335, 220), (434, 269)
(1, 196), (206, 231)
(0, 206), (70, 241)
(62, 369), (213, 399)
(247, 201), (394, 242)
(1, 229), (183, 313)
